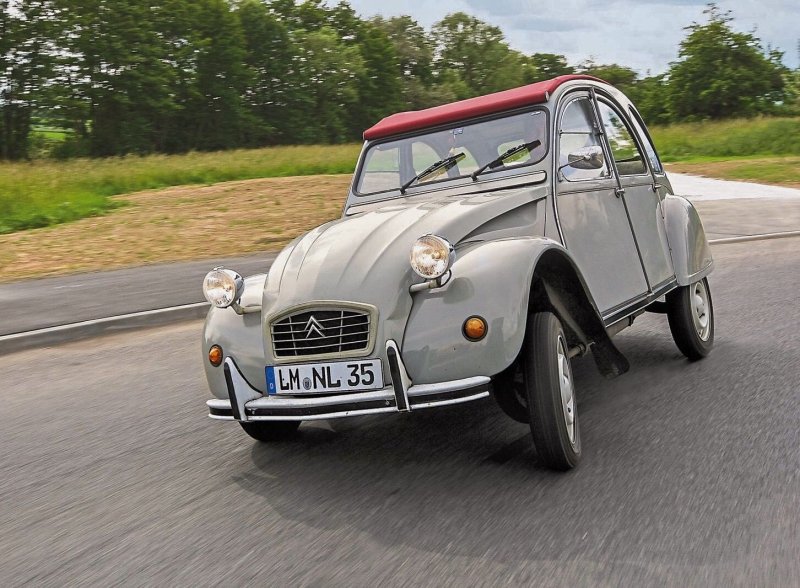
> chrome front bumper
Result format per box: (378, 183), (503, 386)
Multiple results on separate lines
(207, 340), (491, 422)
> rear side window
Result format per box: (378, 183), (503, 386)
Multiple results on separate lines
(627, 108), (662, 173)
(597, 101), (647, 176)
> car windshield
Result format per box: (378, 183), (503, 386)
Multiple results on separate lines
(356, 109), (548, 196)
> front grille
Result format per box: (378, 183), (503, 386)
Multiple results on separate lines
(271, 308), (372, 358)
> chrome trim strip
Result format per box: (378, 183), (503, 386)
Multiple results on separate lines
(408, 376), (491, 397)
(248, 388), (394, 409)
(249, 407), (399, 422)
(410, 391), (490, 410)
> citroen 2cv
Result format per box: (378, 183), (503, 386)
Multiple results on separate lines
(201, 75), (714, 470)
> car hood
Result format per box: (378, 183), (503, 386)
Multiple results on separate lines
(261, 184), (547, 361)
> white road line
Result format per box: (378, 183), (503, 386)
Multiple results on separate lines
(709, 230), (800, 245)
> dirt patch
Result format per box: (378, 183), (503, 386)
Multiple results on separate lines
(0, 175), (352, 282)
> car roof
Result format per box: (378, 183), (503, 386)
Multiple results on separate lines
(363, 74), (604, 141)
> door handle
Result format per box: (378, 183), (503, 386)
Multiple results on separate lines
(614, 187), (625, 198)
(652, 182), (662, 192)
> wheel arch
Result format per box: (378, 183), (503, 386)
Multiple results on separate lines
(526, 247), (630, 378)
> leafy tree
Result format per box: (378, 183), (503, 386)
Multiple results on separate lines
(578, 60), (638, 93)
(347, 20), (403, 135)
(169, 0), (252, 152)
(326, 3), (403, 135)
(56, 0), (181, 156)
(666, 4), (787, 120)
(283, 26), (365, 143)
(527, 53), (574, 80)
(0, 0), (60, 159)
(237, 0), (290, 144)
(372, 15), (447, 109)
(431, 12), (524, 97)
(626, 74), (671, 124)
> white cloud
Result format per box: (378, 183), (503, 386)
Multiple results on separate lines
(347, 0), (800, 74)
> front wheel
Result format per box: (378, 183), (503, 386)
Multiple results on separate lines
(240, 421), (300, 442)
(523, 312), (581, 471)
(666, 277), (714, 360)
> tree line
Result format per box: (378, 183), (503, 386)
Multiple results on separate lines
(0, 1), (797, 160)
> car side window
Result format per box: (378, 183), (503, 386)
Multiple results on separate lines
(597, 101), (647, 176)
(558, 97), (609, 182)
(628, 108), (663, 173)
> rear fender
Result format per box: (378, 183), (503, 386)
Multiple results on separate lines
(662, 194), (714, 285)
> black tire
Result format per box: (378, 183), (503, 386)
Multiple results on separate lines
(492, 364), (530, 424)
(666, 277), (714, 361)
(240, 421), (300, 442)
(523, 312), (581, 471)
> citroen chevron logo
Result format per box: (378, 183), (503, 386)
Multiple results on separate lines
(303, 315), (325, 339)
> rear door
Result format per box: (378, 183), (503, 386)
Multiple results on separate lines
(555, 92), (648, 314)
(595, 98), (675, 291)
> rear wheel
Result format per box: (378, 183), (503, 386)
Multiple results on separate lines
(523, 312), (581, 471)
(666, 277), (714, 360)
(240, 421), (300, 442)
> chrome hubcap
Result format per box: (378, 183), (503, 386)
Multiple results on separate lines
(557, 335), (576, 445)
(691, 281), (711, 341)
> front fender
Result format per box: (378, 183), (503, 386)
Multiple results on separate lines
(202, 274), (267, 399)
(402, 237), (559, 384)
(663, 195), (714, 285)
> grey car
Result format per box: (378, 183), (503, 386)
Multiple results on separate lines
(201, 74), (714, 471)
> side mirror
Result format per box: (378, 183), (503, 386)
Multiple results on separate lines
(567, 145), (605, 170)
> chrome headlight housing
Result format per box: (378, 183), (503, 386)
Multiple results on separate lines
(410, 234), (455, 279)
(202, 267), (244, 308)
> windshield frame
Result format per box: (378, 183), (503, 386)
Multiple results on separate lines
(353, 105), (551, 198)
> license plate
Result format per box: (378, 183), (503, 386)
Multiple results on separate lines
(266, 359), (384, 395)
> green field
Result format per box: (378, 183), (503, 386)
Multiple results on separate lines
(0, 144), (361, 234)
(651, 117), (800, 161)
(2, 116), (799, 235)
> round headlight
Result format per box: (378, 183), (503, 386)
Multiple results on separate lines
(202, 267), (244, 308)
(410, 235), (455, 279)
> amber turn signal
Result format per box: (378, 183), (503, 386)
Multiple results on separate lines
(463, 316), (487, 341)
(208, 345), (223, 367)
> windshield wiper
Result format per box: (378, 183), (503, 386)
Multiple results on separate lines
(471, 139), (542, 181)
(400, 152), (466, 194)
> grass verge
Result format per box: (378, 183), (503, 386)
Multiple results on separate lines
(0, 144), (361, 234)
(665, 156), (800, 187)
(651, 117), (800, 162)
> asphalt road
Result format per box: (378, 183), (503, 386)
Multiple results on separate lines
(2, 237), (799, 586)
(0, 252), (277, 336)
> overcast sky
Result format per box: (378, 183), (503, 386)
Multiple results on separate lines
(347, 0), (800, 75)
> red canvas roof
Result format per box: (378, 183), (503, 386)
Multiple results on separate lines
(363, 74), (603, 140)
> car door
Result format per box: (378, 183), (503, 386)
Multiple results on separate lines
(596, 98), (675, 291)
(555, 92), (648, 315)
